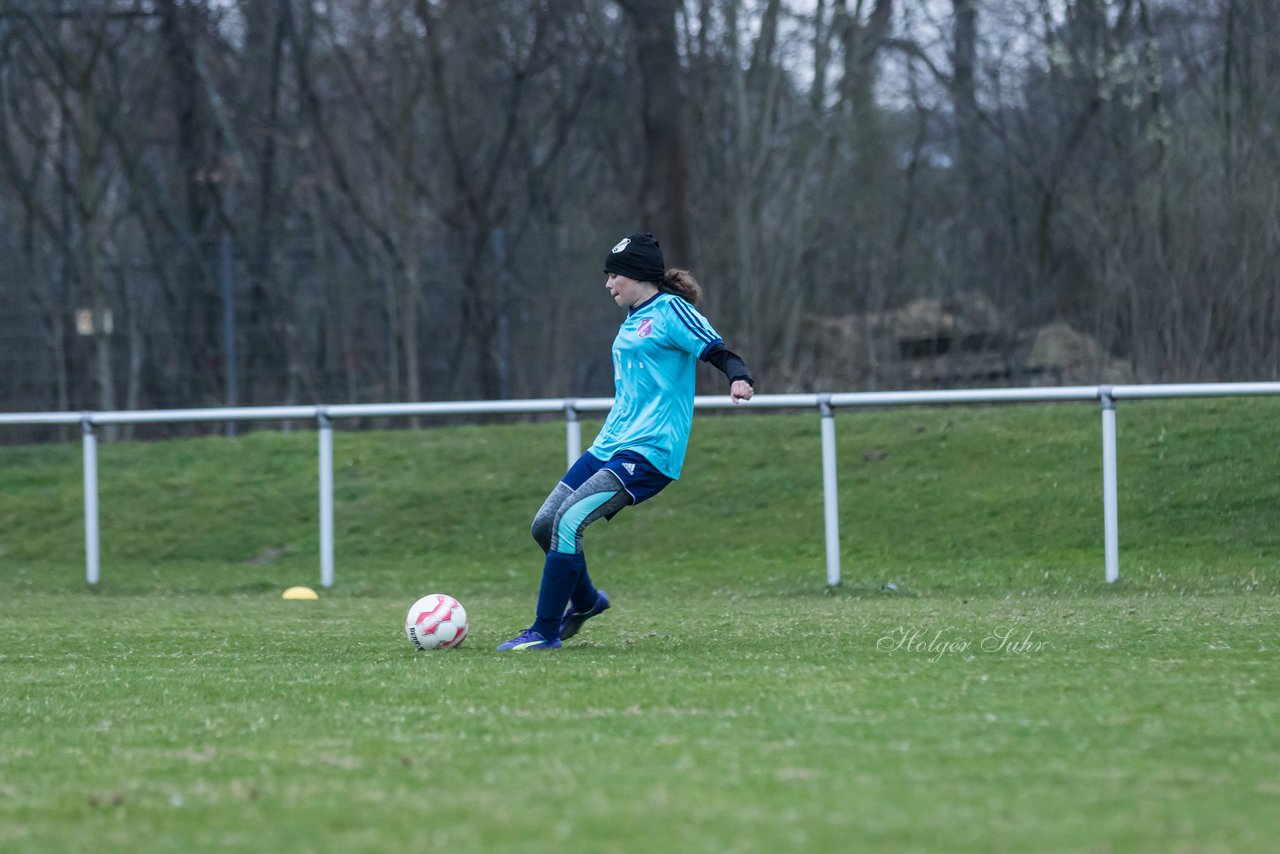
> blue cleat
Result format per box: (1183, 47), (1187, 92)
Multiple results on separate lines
(559, 590), (611, 641)
(496, 628), (561, 651)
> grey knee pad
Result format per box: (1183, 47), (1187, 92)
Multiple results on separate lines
(531, 482), (574, 553)
(550, 469), (633, 554)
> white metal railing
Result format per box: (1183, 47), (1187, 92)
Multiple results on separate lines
(3, 381), (1279, 588)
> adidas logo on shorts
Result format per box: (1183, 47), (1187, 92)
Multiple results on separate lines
(621, 462), (636, 475)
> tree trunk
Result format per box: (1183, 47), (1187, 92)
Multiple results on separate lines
(622, 0), (692, 266)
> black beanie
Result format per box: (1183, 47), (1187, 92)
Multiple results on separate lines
(603, 233), (665, 283)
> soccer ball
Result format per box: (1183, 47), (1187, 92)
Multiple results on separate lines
(404, 594), (468, 650)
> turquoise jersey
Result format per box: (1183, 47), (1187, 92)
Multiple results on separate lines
(589, 292), (723, 480)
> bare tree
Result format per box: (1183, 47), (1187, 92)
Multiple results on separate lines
(4, 4), (138, 435)
(4, 0), (1280, 435)
(620, 0), (693, 265)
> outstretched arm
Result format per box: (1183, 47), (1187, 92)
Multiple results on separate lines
(703, 344), (755, 404)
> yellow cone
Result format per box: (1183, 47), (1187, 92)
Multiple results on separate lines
(282, 586), (319, 600)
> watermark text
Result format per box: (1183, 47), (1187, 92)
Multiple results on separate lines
(877, 625), (1048, 662)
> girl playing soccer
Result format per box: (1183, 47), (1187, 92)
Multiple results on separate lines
(498, 233), (755, 650)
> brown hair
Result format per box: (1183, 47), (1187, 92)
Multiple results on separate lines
(658, 268), (702, 306)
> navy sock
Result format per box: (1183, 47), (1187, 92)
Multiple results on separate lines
(532, 550), (585, 639)
(569, 566), (598, 614)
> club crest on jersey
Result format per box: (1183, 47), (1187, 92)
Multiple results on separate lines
(637, 318), (654, 338)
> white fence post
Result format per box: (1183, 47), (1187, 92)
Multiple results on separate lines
(82, 416), (100, 586)
(565, 399), (581, 468)
(819, 394), (841, 587)
(318, 410), (335, 588)
(1101, 387), (1120, 583)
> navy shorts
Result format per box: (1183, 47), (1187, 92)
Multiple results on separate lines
(563, 450), (672, 506)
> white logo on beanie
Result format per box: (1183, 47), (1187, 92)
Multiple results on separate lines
(611, 238), (631, 253)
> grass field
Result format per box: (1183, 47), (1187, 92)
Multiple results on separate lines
(2, 400), (1279, 852)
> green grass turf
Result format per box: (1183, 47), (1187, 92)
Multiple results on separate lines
(1, 400), (1279, 851)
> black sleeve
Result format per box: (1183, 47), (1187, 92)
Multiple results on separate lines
(702, 343), (754, 387)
